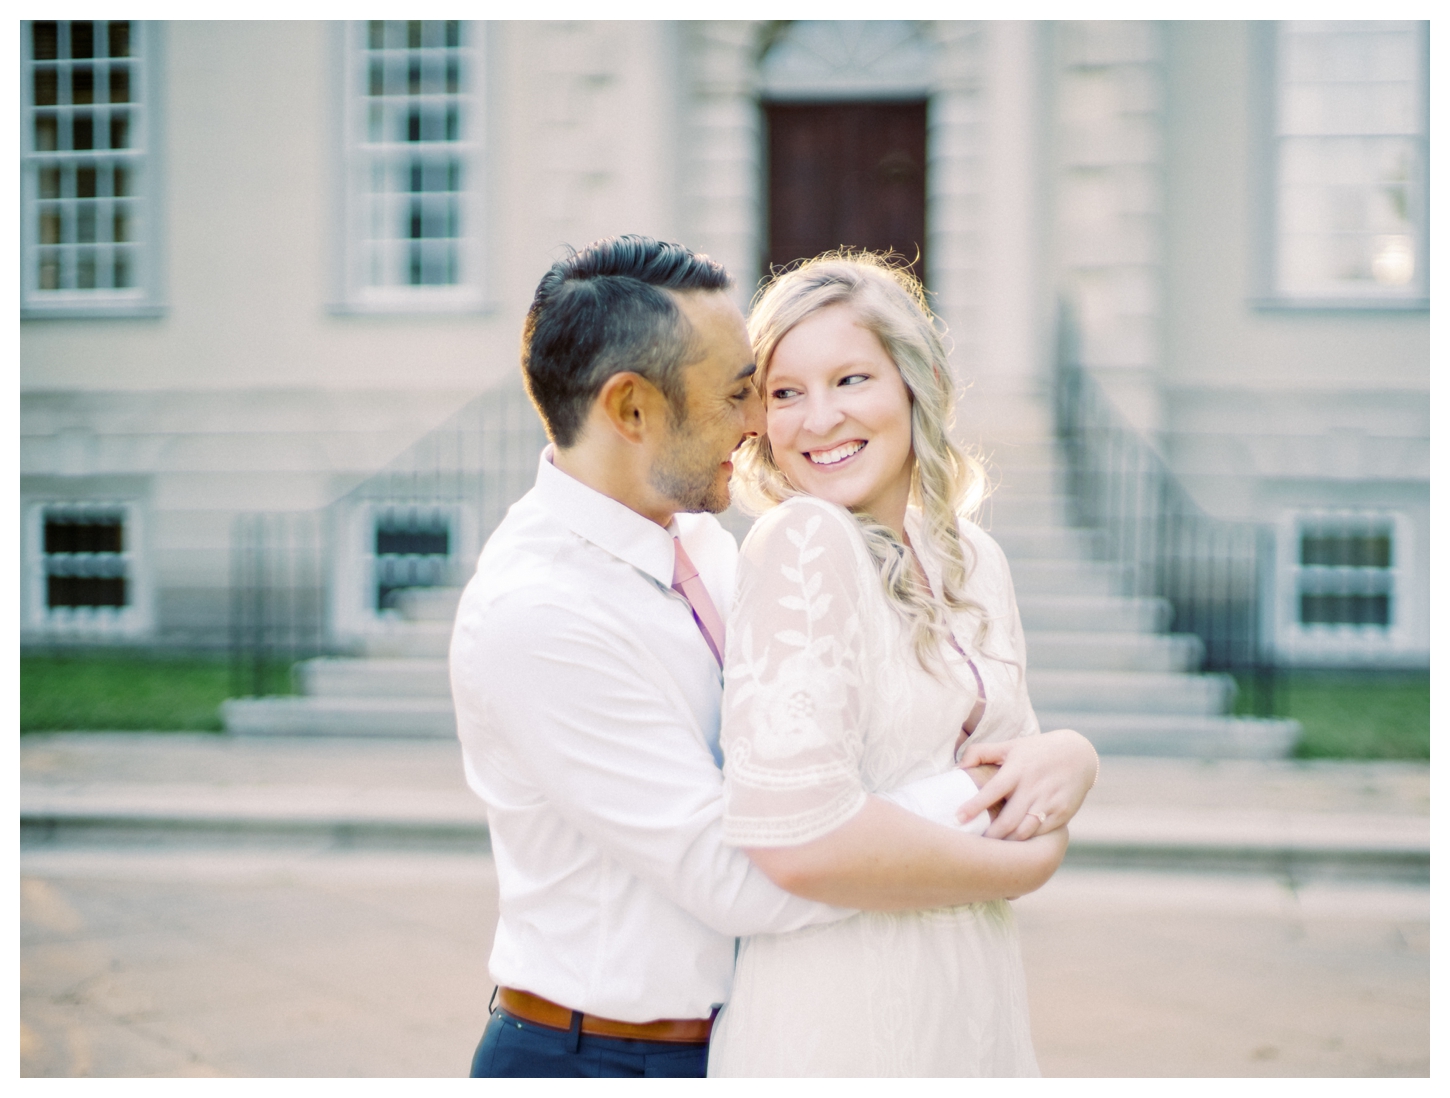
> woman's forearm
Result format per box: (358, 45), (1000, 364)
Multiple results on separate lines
(745, 795), (1067, 910)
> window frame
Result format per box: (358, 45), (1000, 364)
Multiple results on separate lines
(20, 19), (166, 319)
(330, 19), (491, 315)
(1272, 509), (1413, 665)
(328, 498), (476, 640)
(1251, 20), (1429, 312)
(22, 498), (153, 638)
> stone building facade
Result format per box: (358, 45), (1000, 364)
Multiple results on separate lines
(21, 20), (1428, 669)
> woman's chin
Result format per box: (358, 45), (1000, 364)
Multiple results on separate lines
(795, 480), (863, 511)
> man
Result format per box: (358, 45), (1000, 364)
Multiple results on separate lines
(451, 235), (1092, 1077)
(452, 236), (838, 1078)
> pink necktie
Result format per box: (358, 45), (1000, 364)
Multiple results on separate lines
(672, 537), (726, 669)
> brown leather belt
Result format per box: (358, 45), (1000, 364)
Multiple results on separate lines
(496, 987), (714, 1044)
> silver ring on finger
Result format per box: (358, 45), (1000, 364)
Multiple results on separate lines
(1030, 810), (1048, 827)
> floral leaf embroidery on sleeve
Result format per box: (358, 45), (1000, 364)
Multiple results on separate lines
(725, 512), (861, 762)
(720, 506), (871, 844)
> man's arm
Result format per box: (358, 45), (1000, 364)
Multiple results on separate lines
(457, 595), (853, 939)
(746, 795), (1068, 909)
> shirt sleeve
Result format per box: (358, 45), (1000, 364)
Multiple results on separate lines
(456, 589), (852, 938)
(720, 500), (873, 847)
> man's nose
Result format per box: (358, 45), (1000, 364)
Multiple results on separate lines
(741, 385), (766, 437)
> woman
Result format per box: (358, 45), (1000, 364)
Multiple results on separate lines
(708, 254), (1098, 1077)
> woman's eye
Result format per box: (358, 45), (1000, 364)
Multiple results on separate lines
(839, 373), (869, 387)
(770, 388), (799, 401)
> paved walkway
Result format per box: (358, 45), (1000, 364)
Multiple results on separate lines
(21, 733), (1430, 877)
(19, 733), (1430, 1077)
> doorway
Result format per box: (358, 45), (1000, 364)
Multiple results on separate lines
(764, 100), (928, 281)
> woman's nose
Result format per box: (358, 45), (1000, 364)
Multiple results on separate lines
(800, 392), (844, 437)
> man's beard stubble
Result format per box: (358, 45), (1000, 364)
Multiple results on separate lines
(649, 424), (732, 515)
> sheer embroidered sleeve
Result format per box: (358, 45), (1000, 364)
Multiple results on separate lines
(720, 498), (873, 848)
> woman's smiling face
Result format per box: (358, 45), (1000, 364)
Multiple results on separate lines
(764, 304), (915, 535)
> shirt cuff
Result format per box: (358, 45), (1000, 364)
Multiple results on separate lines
(878, 769), (991, 836)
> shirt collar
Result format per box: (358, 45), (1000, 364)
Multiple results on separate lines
(534, 445), (678, 589)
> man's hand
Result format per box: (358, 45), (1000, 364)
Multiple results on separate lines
(953, 729), (1098, 840)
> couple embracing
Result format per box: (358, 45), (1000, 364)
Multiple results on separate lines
(450, 234), (1099, 1078)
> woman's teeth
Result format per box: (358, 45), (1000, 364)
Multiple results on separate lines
(808, 440), (866, 466)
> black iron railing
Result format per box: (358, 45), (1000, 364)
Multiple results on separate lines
(1054, 310), (1276, 714)
(229, 380), (548, 696)
(229, 511), (327, 698)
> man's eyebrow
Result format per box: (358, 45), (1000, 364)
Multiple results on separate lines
(734, 363), (757, 381)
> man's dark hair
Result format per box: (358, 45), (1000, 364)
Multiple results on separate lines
(521, 234), (733, 448)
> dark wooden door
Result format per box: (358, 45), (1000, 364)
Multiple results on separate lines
(765, 100), (928, 281)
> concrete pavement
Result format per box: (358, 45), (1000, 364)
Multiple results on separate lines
(19, 732), (1430, 1077)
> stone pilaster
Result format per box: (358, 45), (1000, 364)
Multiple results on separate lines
(1052, 20), (1167, 436)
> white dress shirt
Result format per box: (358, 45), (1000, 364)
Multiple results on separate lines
(450, 448), (847, 1023)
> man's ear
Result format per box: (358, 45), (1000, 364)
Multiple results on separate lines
(594, 371), (670, 445)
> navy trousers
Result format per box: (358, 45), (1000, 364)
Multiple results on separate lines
(469, 1008), (709, 1078)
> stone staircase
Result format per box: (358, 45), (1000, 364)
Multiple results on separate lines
(223, 393), (1299, 757)
(222, 589), (458, 739)
(960, 391), (1297, 757)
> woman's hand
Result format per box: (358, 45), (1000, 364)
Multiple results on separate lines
(952, 729), (1098, 840)
(963, 764), (1002, 821)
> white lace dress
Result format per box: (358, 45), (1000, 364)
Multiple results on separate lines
(708, 495), (1042, 1078)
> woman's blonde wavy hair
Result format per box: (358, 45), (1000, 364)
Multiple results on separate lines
(732, 252), (991, 670)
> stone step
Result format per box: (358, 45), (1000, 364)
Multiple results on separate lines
(222, 696), (457, 738)
(1025, 631), (1202, 672)
(223, 688), (1286, 756)
(1036, 712), (1301, 759)
(361, 621), (453, 658)
(298, 658), (451, 698)
(989, 525), (1103, 561)
(955, 395), (1057, 439)
(391, 586), (464, 622)
(978, 494), (1072, 528)
(1008, 559), (1127, 597)
(1016, 594), (1170, 634)
(1028, 670), (1233, 716)
(300, 638), (1209, 700)
(983, 464), (1065, 499)
(968, 436), (1062, 466)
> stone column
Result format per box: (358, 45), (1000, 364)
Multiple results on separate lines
(678, 21), (765, 312)
(976, 20), (1050, 397)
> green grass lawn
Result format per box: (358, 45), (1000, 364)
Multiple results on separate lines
(1237, 669), (1430, 760)
(22, 653), (1431, 759)
(20, 652), (292, 733)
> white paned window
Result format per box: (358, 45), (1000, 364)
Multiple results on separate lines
(1275, 511), (1412, 664)
(21, 20), (159, 316)
(372, 505), (454, 612)
(1269, 21), (1428, 305)
(339, 20), (486, 312)
(329, 498), (474, 639)
(24, 501), (150, 636)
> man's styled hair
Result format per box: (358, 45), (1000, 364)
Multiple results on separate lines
(521, 234), (732, 448)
